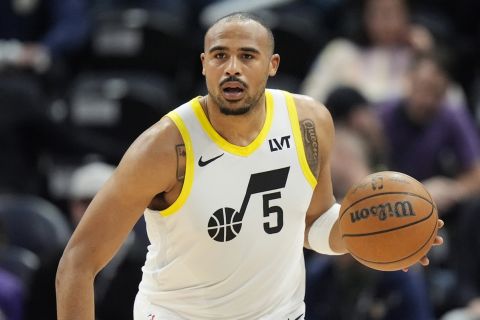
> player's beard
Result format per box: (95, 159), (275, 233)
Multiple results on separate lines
(209, 86), (265, 116)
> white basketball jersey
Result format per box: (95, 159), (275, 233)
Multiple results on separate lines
(138, 89), (317, 319)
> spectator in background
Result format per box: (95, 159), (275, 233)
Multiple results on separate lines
(0, 0), (89, 75)
(26, 161), (143, 320)
(378, 51), (480, 214)
(301, 0), (464, 107)
(378, 51), (480, 317)
(305, 127), (434, 320)
(68, 161), (116, 227)
(329, 127), (372, 199)
(324, 85), (387, 168)
(26, 160), (146, 320)
(0, 0), (92, 195)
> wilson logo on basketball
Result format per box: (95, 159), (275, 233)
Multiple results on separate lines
(350, 201), (416, 223)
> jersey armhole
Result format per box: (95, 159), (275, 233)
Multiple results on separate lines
(283, 92), (317, 189)
(156, 111), (195, 217)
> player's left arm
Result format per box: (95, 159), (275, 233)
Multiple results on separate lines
(294, 94), (444, 261)
(293, 94), (347, 254)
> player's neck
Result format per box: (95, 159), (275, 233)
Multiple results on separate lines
(202, 96), (266, 147)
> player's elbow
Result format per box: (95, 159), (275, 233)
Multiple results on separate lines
(56, 251), (73, 288)
(56, 246), (97, 289)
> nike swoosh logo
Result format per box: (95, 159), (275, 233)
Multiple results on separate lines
(198, 153), (224, 167)
(288, 314), (304, 320)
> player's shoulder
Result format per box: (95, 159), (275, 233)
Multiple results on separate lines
(124, 115), (182, 165)
(113, 114), (183, 193)
(290, 93), (333, 128)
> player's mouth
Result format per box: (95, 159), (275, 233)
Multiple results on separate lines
(221, 82), (246, 101)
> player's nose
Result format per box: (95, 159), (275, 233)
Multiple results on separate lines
(225, 56), (241, 76)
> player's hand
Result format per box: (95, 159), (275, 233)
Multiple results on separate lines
(402, 219), (444, 272)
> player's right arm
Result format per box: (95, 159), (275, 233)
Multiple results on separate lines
(56, 116), (182, 320)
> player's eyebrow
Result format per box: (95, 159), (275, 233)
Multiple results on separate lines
(239, 47), (260, 54)
(208, 45), (227, 53)
(208, 46), (260, 54)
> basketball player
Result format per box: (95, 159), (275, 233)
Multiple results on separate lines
(56, 13), (443, 320)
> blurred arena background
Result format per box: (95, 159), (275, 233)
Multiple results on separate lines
(1, 0), (480, 319)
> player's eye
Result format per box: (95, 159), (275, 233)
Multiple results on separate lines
(214, 53), (226, 59)
(241, 54), (253, 60)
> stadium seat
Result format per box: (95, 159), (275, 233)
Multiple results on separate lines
(0, 245), (40, 287)
(0, 194), (71, 262)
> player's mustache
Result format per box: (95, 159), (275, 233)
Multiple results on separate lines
(220, 76), (248, 88)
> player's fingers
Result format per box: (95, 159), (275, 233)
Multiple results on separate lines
(419, 256), (430, 266)
(402, 255), (431, 272)
(403, 256), (431, 272)
(437, 219), (444, 229)
(433, 235), (444, 246)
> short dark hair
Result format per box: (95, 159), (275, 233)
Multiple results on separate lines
(206, 12), (275, 55)
(410, 49), (453, 79)
(325, 86), (369, 121)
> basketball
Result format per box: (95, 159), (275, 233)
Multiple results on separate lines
(339, 171), (438, 271)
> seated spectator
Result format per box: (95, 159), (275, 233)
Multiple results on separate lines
(25, 161), (130, 319)
(378, 51), (480, 214)
(329, 127), (372, 198)
(301, 0), (465, 107)
(0, 0), (94, 195)
(26, 161), (146, 319)
(377, 51), (480, 316)
(324, 85), (387, 168)
(0, 0), (89, 75)
(67, 161), (116, 227)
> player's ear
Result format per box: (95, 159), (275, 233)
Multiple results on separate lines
(269, 54), (280, 77)
(201, 53), (206, 76)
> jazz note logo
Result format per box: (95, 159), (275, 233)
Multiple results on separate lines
(207, 167), (290, 242)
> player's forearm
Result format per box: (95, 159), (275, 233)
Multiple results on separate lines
(56, 256), (96, 320)
(305, 220), (347, 254)
(305, 203), (348, 255)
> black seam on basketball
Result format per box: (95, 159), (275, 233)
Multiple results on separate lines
(339, 192), (434, 221)
(424, 188), (438, 213)
(341, 202), (434, 237)
(348, 219), (437, 265)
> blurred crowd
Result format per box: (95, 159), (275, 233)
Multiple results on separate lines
(1, 0), (480, 319)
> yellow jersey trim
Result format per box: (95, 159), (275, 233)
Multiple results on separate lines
(159, 111), (195, 217)
(284, 92), (317, 189)
(190, 91), (274, 157)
